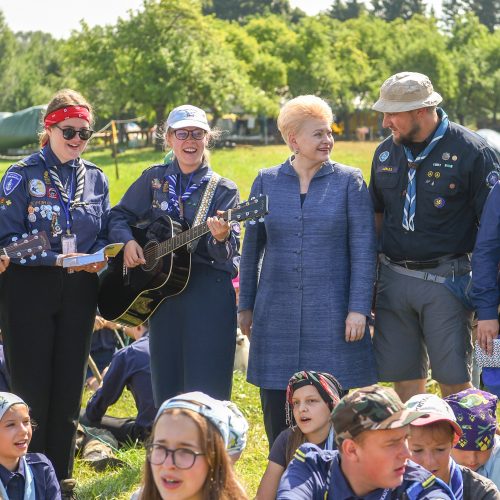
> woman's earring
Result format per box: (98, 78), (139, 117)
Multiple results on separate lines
(294, 149), (299, 155)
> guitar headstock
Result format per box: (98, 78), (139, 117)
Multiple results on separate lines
(225, 195), (268, 224)
(3, 231), (51, 261)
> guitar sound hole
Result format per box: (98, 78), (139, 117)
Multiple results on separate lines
(141, 240), (161, 273)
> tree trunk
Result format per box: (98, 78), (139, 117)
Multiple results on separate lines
(155, 105), (166, 151)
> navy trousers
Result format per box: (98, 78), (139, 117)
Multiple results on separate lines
(0, 264), (97, 481)
(149, 263), (237, 406)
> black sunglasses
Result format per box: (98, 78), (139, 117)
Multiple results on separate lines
(173, 129), (206, 141)
(54, 124), (94, 141)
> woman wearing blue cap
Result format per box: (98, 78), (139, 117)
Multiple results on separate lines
(108, 105), (240, 405)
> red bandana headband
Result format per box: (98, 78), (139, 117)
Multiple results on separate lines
(44, 105), (91, 127)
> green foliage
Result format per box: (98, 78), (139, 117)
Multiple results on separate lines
(328, 0), (367, 21)
(442, 0), (499, 32)
(202, 0), (295, 22)
(371, 0), (426, 21)
(1, 1), (499, 129)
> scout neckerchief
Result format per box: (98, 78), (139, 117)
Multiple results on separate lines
(165, 164), (212, 219)
(402, 108), (449, 231)
(448, 458), (463, 500)
(0, 456), (36, 500)
(40, 147), (86, 237)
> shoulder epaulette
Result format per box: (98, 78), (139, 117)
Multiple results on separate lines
(81, 159), (103, 172)
(141, 163), (166, 175)
(13, 160), (28, 168)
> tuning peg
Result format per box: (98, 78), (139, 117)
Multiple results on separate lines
(22, 233), (28, 238)
(248, 219), (256, 225)
(12, 236), (18, 242)
(32, 229), (38, 234)
(250, 196), (256, 200)
(30, 255), (36, 260)
(20, 258), (26, 264)
(41, 251), (47, 257)
(259, 217), (265, 223)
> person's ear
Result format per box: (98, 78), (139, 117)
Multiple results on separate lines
(342, 438), (360, 461)
(289, 133), (299, 154)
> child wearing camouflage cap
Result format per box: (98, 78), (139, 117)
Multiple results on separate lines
(277, 385), (454, 499)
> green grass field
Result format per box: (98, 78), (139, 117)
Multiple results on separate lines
(0, 142), (380, 498)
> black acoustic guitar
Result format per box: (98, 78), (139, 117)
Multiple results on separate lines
(97, 196), (268, 326)
(2, 231), (50, 262)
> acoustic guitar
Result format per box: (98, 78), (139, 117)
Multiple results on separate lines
(98, 196), (268, 326)
(1, 231), (50, 262)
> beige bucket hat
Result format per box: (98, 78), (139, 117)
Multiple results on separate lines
(372, 72), (442, 113)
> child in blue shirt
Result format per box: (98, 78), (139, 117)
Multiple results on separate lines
(0, 392), (60, 499)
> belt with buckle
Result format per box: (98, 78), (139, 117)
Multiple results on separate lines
(384, 253), (466, 270)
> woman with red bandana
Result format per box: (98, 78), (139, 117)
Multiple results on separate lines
(0, 89), (109, 496)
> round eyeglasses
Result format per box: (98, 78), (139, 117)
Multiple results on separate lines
(146, 444), (205, 469)
(54, 125), (94, 141)
(173, 129), (206, 141)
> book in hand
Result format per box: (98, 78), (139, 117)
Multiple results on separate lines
(62, 243), (124, 268)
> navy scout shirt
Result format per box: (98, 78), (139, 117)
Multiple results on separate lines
(0, 453), (61, 500)
(0, 145), (110, 266)
(277, 444), (454, 500)
(85, 333), (155, 430)
(369, 120), (499, 261)
(107, 159), (240, 275)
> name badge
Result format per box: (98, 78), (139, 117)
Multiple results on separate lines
(61, 233), (77, 254)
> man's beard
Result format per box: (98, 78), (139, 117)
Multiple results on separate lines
(393, 121), (421, 146)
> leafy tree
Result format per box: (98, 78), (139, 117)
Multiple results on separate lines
(328, 0), (367, 21)
(0, 30), (65, 111)
(202, 0), (294, 22)
(387, 15), (458, 108)
(442, 0), (499, 32)
(371, 0), (426, 21)
(446, 14), (499, 125)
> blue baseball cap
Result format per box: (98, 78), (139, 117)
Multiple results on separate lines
(166, 105), (210, 131)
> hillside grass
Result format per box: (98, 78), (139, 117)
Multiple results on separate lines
(1, 142), (379, 498)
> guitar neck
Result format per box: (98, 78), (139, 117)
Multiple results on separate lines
(158, 221), (211, 258)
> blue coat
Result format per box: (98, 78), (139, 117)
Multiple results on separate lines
(239, 159), (377, 390)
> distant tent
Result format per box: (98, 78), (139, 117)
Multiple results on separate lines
(0, 105), (46, 153)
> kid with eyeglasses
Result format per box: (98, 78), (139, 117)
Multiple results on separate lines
(132, 392), (248, 500)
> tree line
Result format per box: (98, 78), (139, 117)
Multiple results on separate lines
(0, 0), (498, 133)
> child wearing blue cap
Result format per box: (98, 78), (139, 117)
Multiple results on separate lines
(134, 392), (248, 499)
(0, 392), (60, 499)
